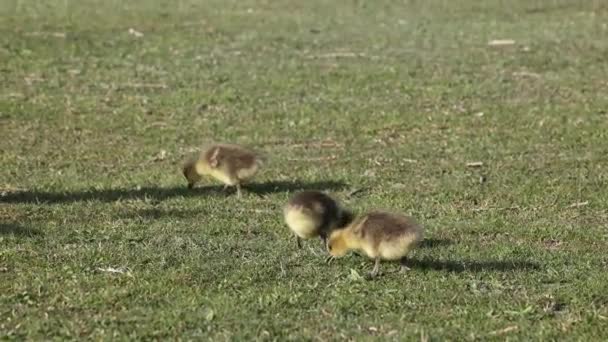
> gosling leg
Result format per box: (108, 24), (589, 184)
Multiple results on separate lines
(320, 235), (327, 250)
(400, 256), (411, 272)
(369, 258), (381, 278)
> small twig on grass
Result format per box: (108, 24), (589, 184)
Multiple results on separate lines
(24, 32), (66, 38)
(97, 267), (133, 277)
(489, 325), (518, 336)
(260, 139), (343, 149)
(472, 206), (520, 212)
(128, 28), (144, 38)
(567, 201), (589, 208)
(513, 71), (541, 79)
(145, 121), (168, 128)
(287, 155), (337, 162)
(306, 52), (367, 59)
(119, 83), (168, 89)
(488, 39), (515, 46)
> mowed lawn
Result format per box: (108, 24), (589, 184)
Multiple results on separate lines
(1, 0), (608, 339)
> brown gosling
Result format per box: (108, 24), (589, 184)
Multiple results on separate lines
(283, 191), (354, 249)
(327, 211), (423, 278)
(182, 143), (263, 198)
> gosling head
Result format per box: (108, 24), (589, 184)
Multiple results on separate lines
(327, 230), (349, 257)
(182, 160), (201, 189)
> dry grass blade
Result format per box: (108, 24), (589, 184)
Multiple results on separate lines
(489, 325), (518, 336)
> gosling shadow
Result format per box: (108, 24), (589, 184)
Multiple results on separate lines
(120, 208), (205, 220)
(419, 238), (453, 249)
(1, 180), (348, 204)
(1, 186), (203, 204)
(408, 257), (539, 273)
(246, 180), (347, 195)
(0, 223), (43, 237)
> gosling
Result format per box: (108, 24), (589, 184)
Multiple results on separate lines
(182, 143), (263, 198)
(327, 211), (423, 278)
(283, 191), (353, 249)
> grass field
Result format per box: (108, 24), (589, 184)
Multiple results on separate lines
(2, 0), (608, 340)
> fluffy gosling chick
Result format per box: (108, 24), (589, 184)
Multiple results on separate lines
(283, 191), (353, 249)
(182, 143), (263, 198)
(327, 211), (423, 278)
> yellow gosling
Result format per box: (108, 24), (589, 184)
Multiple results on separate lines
(327, 211), (423, 278)
(182, 143), (263, 198)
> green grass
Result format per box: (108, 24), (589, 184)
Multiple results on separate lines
(2, 0), (608, 339)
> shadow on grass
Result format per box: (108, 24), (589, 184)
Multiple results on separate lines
(419, 238), (452, 248)
(409, 257), (539, 273)
(125, 208), (203, 220)
(0, 223), (42, 237)
(247, 180), (347, 195)
(1, 180), (348, 204)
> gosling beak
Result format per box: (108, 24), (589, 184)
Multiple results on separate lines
(187, 183), (194, 189)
